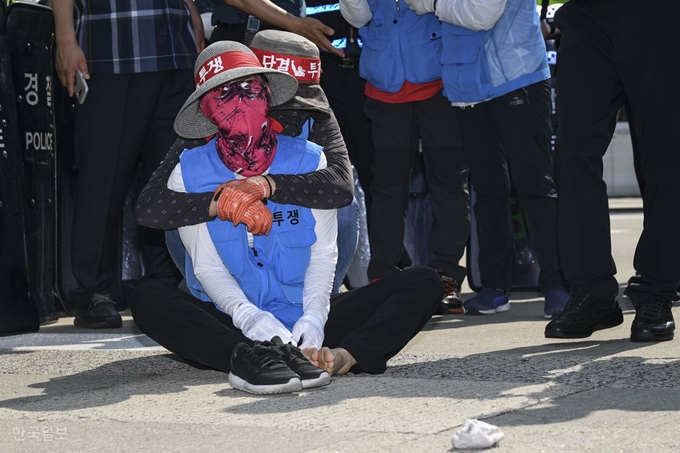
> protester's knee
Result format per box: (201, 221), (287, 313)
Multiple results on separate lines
(403, 267), (445, 303)
(129, 281), (166, 321)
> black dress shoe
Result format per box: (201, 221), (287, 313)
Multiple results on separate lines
(74, 294), (123, 329)
(630, 298), (675, 342)
(545, 293), (623, 338)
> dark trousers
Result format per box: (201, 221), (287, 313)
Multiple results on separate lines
(320, 57), (375, 216)
(364, 93), (469, 282)
(69, 70), (193, 310)
(457, 81), (566, 293)
(131, 267), (443, 374)
(554, 0), (680, 305)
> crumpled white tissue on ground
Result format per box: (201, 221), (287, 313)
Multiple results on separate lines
(451, 419), (504, 450)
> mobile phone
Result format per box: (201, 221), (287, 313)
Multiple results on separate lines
(243, 15), (260, 46)
(74, 69), (89, 105)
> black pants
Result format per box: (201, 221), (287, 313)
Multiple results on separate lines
(320, 56), (375, 216)
(131, 267), (443, 374)
(364, 93), (469, 282)
(69, 71), (193, 310)
(554, 0), (680, 305)
(457, 81), (566, 293)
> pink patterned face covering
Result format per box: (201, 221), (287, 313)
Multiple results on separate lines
(199, 79), (277, 176)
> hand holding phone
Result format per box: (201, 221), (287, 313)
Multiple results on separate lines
(74, 69), (89, 105)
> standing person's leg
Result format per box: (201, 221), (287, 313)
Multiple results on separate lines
(70, 73), (160, 326)
(319, 267), (443, 375)
(364, 99), (416, 280)
(546, 2), (625, 338)
(553, 3), (623, 301)
(624, 100), (644, 196)
(415, 93), (469, 308)
(492, 81), (569, 316)
(456, 102), (512, 314)
(131, 281), (251, 372)
(320, 63), (366, 293)
(618, 0), (679, 341)
(139, 69), (195, 286)
(321, 63), (375, 217)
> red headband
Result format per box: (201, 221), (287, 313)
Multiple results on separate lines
(195, 51), (263, 86)
(251, 48), (321, 84)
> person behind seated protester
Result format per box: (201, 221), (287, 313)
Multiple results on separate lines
(209, 0), (342, 56)
(404, 0), (570, 318)
(340, 0), (470, 314)
(53, 0), (204, 329)
(135, 31), (356, 293)
(545, 0), (677, 342)
(131, 40), (444, 394)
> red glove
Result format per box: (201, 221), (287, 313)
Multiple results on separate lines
(214, 176), (272, 224)
(241, 201), (273, 235)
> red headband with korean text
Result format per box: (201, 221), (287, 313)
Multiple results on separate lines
(195, 51), (263, 87)
(250, 48), (321, 84)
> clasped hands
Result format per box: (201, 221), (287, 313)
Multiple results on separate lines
(403, 0), (436, 15)
(234, 305), (325, 352)
(213, 176), (274, 235)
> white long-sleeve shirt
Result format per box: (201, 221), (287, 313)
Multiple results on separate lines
(167, 152), (338, 326)
(338, 0), (507, 33)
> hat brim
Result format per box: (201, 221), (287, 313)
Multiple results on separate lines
(272, 83), (331, 120)
(173, 67), (298, 139)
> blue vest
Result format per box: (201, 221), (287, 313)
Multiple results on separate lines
(358, 0), (441, 93)
(180, 135), (322, 330)
(440, 0), (550, 103)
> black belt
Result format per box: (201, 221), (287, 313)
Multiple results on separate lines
(215, 22), (247, 32)
(320, 53), (360, 69)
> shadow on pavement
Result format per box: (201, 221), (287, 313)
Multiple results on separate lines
(0, 353), (224, 411)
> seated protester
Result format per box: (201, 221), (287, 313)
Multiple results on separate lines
(135, 31), (357, 295)
(131, 41), (445, 394)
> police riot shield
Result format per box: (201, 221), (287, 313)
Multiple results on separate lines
(0, 0), (40, 335)
(117, 163), (147, 310)
(51, 47), (78, 309)
(6, 1), (58, 324)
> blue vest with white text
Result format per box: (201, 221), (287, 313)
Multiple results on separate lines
(358, 0), (441, 93)
(180, 135), (322, 330)
(440, 0), (550, 104)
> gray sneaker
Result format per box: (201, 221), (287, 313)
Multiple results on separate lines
(228, 342), (303, 395)
(271, 336), (331, 389)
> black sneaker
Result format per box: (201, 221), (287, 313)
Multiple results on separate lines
(73, 293), (122, 329)
(630, 299), (675, 342)
(228, 342), (302, 394)
(271, 337), (331, 389)
(435, 270), (463, 314)
(545, 293), (623, 339)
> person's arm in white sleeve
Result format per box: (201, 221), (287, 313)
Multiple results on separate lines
(168, 163), (249, 317)
(339, 0), (372, 29)
(435, 0), (507, 31)
(169, 162), (295, 344)
(291, 154), (337, 350)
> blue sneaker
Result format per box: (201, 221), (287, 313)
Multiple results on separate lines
(464, 288), (510, 315)
(544, 289), (570, 319)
